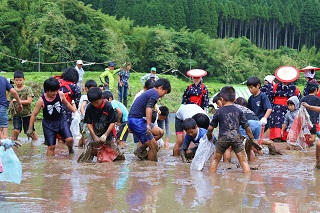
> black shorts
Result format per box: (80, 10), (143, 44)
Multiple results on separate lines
(42, 117), (72, 146)
(13, 115), (34, 134)
(175, 117), (184, 133)
(117, 122), (129, 141)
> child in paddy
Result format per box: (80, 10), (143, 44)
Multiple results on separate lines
(207, 86), (261, 174)
(27, 78), (77, 156)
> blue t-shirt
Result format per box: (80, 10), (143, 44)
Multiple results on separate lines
(110, 100), (128, 122)
(129, 89), (159, 118)
(0, 76), (13, 107)
(180, 127), (207, 151)
(247, 92), (272, 120)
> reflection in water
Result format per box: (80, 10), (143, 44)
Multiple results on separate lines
(1, 118), (320, 212)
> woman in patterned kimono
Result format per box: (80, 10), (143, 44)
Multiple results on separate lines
(182, 69), (209, 113)
(269, 66), (302, 141)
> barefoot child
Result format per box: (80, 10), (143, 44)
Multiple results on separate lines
(27, 78), (76, 156)
(9, 70), (38, 141)
(128, 78), (171, 161)
(207, 86), (261, 174)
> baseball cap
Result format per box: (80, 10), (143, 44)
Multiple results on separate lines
(108, 62), (115, 67)
(76, 60), (83, 65)
(151, 67), (156, 72)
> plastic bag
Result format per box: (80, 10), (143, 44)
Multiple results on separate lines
(287, 106), (312, 149)
(190, 135), (215, 171)
(97, 145), (118, 163)
(0, 146), (22, 184)
(70, 111), (81, 143)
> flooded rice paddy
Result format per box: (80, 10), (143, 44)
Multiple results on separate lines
(1, 118), (320, 212)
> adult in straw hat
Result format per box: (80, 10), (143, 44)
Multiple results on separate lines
(269, 66), (302, 141)
(182, 69), (209, 113)
(299, 65), (320, 96)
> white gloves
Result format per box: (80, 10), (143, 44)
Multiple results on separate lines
(260, 117), (267, 125)
(100, 134), (107, 142)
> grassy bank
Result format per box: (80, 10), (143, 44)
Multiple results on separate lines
(1, 71), (305, 115)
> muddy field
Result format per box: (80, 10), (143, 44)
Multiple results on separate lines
(0, 137), (320, 213)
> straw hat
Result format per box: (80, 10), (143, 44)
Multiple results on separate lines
(275, 66), (299, 83)
(186, 69), (207, 78)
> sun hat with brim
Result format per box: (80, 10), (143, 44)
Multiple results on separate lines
(186, 69), (207, 78)
(275, 66), (299, 83)
(299, 65), (320, 72)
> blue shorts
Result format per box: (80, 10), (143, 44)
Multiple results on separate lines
(13, 115), (34, 134)
(127, 117), (154, 144)
(0, 105), (8, 128)
(42, 117), (72, 146)
(239, 120), (262, 140)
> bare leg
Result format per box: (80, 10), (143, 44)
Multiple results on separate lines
(316, 140), (320, 169)
(47, 145), (55, 156)
(65, 137), (74, 154)
(173, 133), (184, 156)
(0, 127), (8, 139)
(11, 129), (20, 141)
(151, 126), (164, 141)
(145, 139), (158, 161)
(223, 147), (232, 163)
(209, 152), (223, 173)
(31, 132), (38, 141)
(235, 150), (251, 174)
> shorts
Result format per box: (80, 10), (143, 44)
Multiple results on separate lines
(0, 105), (8, 128)
(117, 122), (129, 141)
(13, 115), (34, 134)
(239, 120), (261, 140)
(127, 117), (154, 144)
(215, 140), (244, 154)
(42, 117), (72, 146)
(175, 117), (184, 134)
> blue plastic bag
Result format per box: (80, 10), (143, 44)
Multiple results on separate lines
(0, 146), (22, 184)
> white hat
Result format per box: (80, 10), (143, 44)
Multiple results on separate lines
(304, 70), (315, 78)
(76, 60), (83, 65)
(264, 75), (276, 83)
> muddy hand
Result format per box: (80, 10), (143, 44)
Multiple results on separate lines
(26, 127), (34, 138)
(1, 139), (16, 150)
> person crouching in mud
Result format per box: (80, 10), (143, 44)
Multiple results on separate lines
(78, 87), (124, 163)
(128, 78), (171, 162)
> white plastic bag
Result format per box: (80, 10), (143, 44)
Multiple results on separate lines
(70, 111), (81, 143)
(190, 135), (215, 171)
(0, 146), (22, 184)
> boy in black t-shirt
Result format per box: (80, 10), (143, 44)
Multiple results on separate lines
(78, 87), (124, 163)
(300, 82), (320, 147)
(207, 86), (261, 174)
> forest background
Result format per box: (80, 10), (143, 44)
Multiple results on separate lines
(0, 0), (318, 112)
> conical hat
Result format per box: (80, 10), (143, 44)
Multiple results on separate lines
(299, 65), (320, 72)
(186, 69), (207, 77)
(275, 66), (299, 83)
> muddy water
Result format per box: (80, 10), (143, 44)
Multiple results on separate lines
(1, 118), (320, 212)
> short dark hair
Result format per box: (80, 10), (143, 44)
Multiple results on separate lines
(154, 78), (171, 94)
(220, 86), (236, 102)
(246, 76), (261, 87)
(191, 113), (209, 129)
(159, 105), (169, 116)
(145, 78), (155, 90)
(43, 77), (60, 92)
(14, 70), (24, 79)
(88, 87), (102, 102)
(307, 81), (319, 93)
(212, 92), (221, 104)
(235, 97), (247, 106)
(183, 118), (197, 131)
(102, 90), (113, 100)
(62, 67), (79, 83)
(85, 80), (97, 89)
